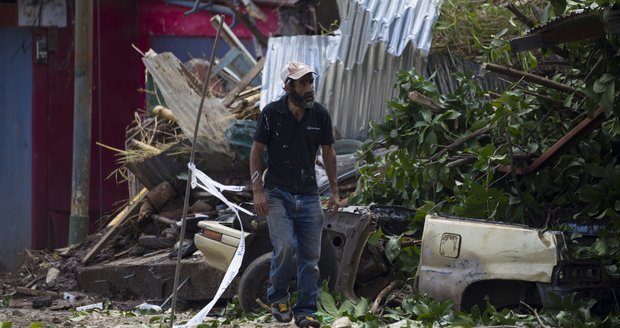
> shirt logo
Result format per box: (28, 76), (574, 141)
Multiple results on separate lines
(307, 126), (321, 131)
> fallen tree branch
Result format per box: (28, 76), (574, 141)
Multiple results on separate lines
(408, 91), (442, 112)
(430, 127), (490, 161)
(484, 63), (583, 96)
(370, 281), (398, 315)
(255, 298), (271, 312)
(400, 239), (422, 248)
(446, 156), (476, 168)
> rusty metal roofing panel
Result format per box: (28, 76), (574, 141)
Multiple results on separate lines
(260, 0), (441, 140)
(510, 8), (620, 52)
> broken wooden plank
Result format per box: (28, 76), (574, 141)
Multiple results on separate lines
(15, 287), (63, 299)
(220, 0), (268, 47)
(82, 188), (147, 264)
(497, 108), (606, 175)
(526, 108), (605, 173)
(238, 85), (261, 98)
(222, 56), (265, 107)
(210, 15), (257, 67)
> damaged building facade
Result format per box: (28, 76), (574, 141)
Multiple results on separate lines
(0, 0), (443, 274)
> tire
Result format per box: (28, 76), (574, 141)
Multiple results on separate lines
(238, 252), (299, 313)
(238, 253), (273, 313)
(333, 139), (362, 174)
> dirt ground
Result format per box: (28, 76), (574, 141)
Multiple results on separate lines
(0, 246), (300, 328)
(0, 273), (299, 328)
(0, 301), (312, 328)
(0, 307), (301, 327)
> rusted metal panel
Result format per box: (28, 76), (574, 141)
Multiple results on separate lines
(510, 9), (620, 52)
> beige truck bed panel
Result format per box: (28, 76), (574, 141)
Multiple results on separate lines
(417, 213), (562, 308)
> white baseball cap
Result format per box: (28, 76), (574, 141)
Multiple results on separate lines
(280, 61), (315, 82)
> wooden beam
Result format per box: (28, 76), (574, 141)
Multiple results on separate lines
(15, 287), (63, 299)
(222, 56), (265, 107)
(81, 188), (147, 264)
(496, 108), (606, 175)
(527, 108), (605, 173)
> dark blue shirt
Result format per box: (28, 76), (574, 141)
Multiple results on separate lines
(253, 95), (335, 194)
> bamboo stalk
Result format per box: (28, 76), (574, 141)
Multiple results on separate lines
(130, 139), (161, 154)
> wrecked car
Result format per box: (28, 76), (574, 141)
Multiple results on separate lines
(417, 213), (620, 314)
(195, 205), (620, 315)
(194, 204), (411, 312)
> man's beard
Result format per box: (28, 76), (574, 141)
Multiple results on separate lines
(289, 87), (314, 109)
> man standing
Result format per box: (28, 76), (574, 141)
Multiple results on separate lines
(250, 61), (340, 328)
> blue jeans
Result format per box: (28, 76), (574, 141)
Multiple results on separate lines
(265, 187), (324, 316)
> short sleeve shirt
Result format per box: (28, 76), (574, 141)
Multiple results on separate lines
(253, 95), (335, 194)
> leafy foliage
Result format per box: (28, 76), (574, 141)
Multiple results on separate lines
(351, 1), (620, 269)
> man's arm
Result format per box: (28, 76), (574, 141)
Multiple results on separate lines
(321, 144), (340, 213)
(250, 141), (269, 216)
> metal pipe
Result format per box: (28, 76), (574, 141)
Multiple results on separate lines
(169, 16), (224, 327)
(69, 0), (93, 245)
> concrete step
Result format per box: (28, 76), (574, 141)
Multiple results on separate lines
(78, 252), (231, 302)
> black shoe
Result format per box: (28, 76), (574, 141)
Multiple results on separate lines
(294, 314), (320, 328)
(271, 303), (292, 323)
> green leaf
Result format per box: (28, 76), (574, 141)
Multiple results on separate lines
(439, 110), (462, 121)
(318, 291), (339, 316)
(28, 323), (43, 328)
(385, 237), (401, 262)
(368, 229), (383, 246)
(470, 119), (490, 131)
(593, 79), (607, 93)
(1, 323), (13, 328)
(527, 51), (538, 69)
(354, 298), (370, 317)
(339, 299), (355, 315)
(599, 73), (615, 83)
(421, 109), (433, 123)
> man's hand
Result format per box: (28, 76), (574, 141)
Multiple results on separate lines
(250, 141), (268, 216)
(253, 188), (269, 216)
(326, 192), (340, 213)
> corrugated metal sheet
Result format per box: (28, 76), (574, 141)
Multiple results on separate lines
(260, 0), (442, 140)
(424, 53), (508, 95)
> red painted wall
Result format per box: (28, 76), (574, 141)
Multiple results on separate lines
(136, 0), (279, 45)
(31, 1), (279, 249)
(32, 1), (143, 249)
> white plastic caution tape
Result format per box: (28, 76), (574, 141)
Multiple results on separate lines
(174, 163), (254, 328)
